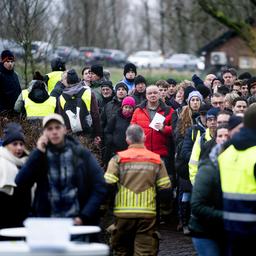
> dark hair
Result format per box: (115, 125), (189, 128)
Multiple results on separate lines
(156, 80), (169, 89)
(215, 124), (229, 137)
(82, 66), (90, 75)
(232, 97), (248, 107)
(222, 67), (237, 77)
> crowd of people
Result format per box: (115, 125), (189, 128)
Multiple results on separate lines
(0, 48), (256, 256)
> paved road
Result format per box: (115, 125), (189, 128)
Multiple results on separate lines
(159, 222), (196, 256)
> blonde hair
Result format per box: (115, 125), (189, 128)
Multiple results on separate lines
(177, 106), (193, 137)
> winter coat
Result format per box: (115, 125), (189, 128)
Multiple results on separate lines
(131, 100), (174, 157)
(104, 110), (131, 162)
(189, 157), (224, 240)
(101, 96), (122, 132)
(181, 116), (206, 163)
(0, 147), (30, 230)
(15, 135), (106, 224)
(0, 62), (21, 112)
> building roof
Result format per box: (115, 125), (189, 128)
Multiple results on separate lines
(197, 30), (237, 55)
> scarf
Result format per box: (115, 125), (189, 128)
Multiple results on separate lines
(0, 147), (27, 195)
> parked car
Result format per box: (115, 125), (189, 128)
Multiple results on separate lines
(54, 46), (82, 63)
(79, 47), (103, 64)
(0, 39), (25, 58)
(31, 41), (55, 61)
(127, 51), (164, 68)
(100, 49), (127, 67)
(163, 53), (205, 70)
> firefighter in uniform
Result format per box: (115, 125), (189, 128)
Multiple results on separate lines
(105, 124), (171, 256)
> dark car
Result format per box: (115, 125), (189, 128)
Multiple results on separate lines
(55, 46), (82, 63)
(79, 47), (103, 64)
(100, 49), (127, 67)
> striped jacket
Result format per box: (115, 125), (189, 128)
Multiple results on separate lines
(105, 144), (171, 218)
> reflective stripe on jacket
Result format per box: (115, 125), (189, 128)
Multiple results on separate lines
(104, 144), (171, 218)
(218, 145), (256, 235)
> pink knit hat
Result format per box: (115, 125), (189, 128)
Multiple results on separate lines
(122, 96), (136, 108)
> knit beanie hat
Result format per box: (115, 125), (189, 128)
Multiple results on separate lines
(1, 50), (15, 63)
(50, 57), (66, 71)
(206, 107), (220, 120)
(244, 103), (256, 130)
(101, 80), (113, 90)
(187, 90), (203, 103)
(2, 123), (25, 146)
(122, 96), (136, 108)
(66, 69), (80, 85)
(91, 64), (103, 78)
(238, 72), (252, 80)
(123, 63), (137, 76)
(197, 84), (211, 99)
(228, 115), (243, 130)
(134, 75), (147, 86)
(184, 86), (196, 102)
(166, 78), (177, 85)
(115, 82), (128, 93)
(247, 77), (256, 92)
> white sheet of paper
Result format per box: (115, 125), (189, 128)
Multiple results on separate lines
(149, 113), (165, 131)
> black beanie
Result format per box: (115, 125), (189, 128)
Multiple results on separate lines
(67, 69), (80, 85)
(50, 57), (66, 71)
(123, 63), (137, 76)
(101, 80), (113, 90)
(238, 72), (252, 80)
(2, 122), (25, 146)
(91, 64), (103, 78)
(115, 82), (128, 93)
(1, 50), (15, 62)
(134, 75), (147, 86)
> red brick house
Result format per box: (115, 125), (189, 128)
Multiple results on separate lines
(198, 30), (256, 69)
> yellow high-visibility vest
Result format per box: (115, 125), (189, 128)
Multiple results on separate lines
(22, 90), (56, 117)
(218, 145), (256, 233)
(46, 71), (63, 93)
(59, 88), (91, 112)
(189, 128), (212, 184)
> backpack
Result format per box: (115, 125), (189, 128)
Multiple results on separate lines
(59, 88), (92, 133)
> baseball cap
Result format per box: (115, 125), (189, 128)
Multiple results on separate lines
(42, 114), (65, 128)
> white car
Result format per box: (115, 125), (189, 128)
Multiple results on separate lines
(127, 51), (164, 68)
(163, 53), (205, 71)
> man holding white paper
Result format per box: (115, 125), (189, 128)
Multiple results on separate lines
(131, 85), (174, 176)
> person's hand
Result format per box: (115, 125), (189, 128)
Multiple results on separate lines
(155, 122), (164, 131)
(73, 217), (83, 225)
(94, 136), (101, 145)
(37, 134), (49, 153)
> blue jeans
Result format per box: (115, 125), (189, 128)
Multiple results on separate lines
(192, 237), (222, 256)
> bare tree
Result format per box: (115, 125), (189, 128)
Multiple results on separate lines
(1, 0), (50, 86)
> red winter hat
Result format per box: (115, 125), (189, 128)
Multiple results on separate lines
(122, 96), (135, 108)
